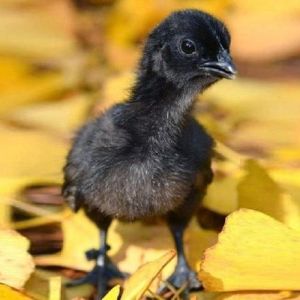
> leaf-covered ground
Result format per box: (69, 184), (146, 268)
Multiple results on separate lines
(1, 0), (300, 299)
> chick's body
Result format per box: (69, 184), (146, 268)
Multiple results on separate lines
(64, 102), (213, 220)
(63, 9), (236, 299)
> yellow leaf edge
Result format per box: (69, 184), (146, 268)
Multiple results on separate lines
(198, 210), (233, 291)
(103, 285), (121, 300)
(121, 249), (176, 300)
(198, 208), (280, 291)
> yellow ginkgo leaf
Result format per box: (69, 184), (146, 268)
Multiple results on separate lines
(34, 210), (99, 271)
(0, 5), (76, 59)
(176, 0), (231, 19)
(0, 229), (34, 289)
(104, 43), (139, 72)
(103, 285), (121, 300)
(0, 57), (70, 116)
(272, 148), (300, 165)
(231, 0), (300, 16)
(121, 250), (175, 300)
(199, 209), (300, 291)
(214, 291), (300, 300)
(0, 125), (67, 182)
(105, 0), (174, 46)
(204, 176), (239, 215)
(48, 277), (61, 300)
(96, 72), (135, 113)
(271, 168), (300, 188)
(35, 210), (174, 274)
(105, 0), (230, 47)
(0, 284), (32, 300)
(238, 159), (300, 230)
(7, 94), (92, 135)
(0, 125), (67, 224)
(228, 13), (300, 62)
(230, 122), (300, 155)
(187, 220), (218, 268)
(204, 78), (300, 152)
(204, 79), (300, 125)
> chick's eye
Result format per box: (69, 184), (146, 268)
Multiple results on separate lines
(180, 39), (196, 55)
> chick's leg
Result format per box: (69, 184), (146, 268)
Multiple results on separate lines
(162, 191), (203, 296)
(166, 222), (202, 292)
(67, 214), (126, 299)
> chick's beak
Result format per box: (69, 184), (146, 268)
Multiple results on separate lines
(199, 52), (237, 80)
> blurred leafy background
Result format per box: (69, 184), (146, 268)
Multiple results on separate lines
(0, 0), (300, 299)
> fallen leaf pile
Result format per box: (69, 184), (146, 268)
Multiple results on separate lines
(0, 0), (299, 299)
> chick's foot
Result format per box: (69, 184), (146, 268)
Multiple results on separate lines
(166, 267), (202, 291)
(158, 264), (202, 300)
(66, 248), (127, 299)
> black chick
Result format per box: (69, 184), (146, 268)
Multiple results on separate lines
(63, 9), (236, 299)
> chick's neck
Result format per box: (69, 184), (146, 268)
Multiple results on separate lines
(127, 69), (201, 148)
